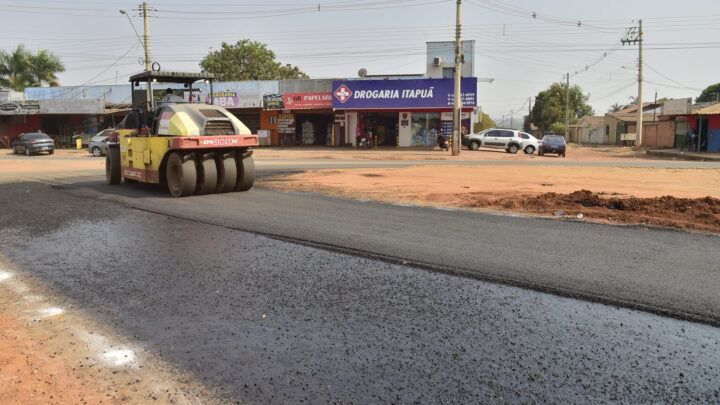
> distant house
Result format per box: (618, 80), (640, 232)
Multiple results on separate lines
(604, 102), (661, 145)
(569, 116), (604, 144)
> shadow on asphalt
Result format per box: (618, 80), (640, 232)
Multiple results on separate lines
(53, 180), (173, 199)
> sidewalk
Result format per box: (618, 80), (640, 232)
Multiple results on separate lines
(646, 148), (720, 161)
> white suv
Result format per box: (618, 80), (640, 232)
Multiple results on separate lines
(462, 128), (536, 154)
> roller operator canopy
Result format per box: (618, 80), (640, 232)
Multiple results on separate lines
(129, 71), (215, 86)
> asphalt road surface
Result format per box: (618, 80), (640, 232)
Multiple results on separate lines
(39, 173), (720, 327)
(1, 182), (718, 403)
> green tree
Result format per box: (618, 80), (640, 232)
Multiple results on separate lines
(200, 40), (308, 81)
(696, 83), (720, 103)
(0, 45), (65, 91)
(524, 82), (593, 133)
(473, 111), (495, 133)
(608, 102), (624, 113)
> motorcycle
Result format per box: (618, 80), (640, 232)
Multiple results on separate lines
(434, 136), (449, 151)
(358, 136), (373, 149)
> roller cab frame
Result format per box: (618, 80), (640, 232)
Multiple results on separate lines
(106, 71), (258, 197)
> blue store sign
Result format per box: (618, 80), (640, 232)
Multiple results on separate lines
(332, 78), (477, 109)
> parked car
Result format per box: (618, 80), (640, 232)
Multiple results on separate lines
(519, 132), (540, 154)
(12, 132), (55, 156)
(74, 128), (115, 149)
(538, 134), (567, 157)
(88, 130), (115, 157)
(461, 128), (533, 154)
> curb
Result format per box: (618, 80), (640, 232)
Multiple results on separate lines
(646, 149), (720, 161)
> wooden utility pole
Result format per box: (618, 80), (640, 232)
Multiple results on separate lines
(452, 0), (462, 156)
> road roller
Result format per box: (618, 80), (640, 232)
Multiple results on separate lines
(106, 71), (258, 197)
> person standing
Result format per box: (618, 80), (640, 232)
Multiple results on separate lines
(689, 128), (697, 151)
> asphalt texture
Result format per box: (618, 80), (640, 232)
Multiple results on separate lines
(44, 176), (720, 327)
(1, 182), (719, 403)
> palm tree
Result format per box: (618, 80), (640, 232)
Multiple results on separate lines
(0, 45), (65, 91)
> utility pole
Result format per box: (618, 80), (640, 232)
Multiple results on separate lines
(528, 97), (532, 132)
(564, 72), (570, 140)
(622, 20), (643, 150)
(510, 110), (513, 130)
(142, 2), (153, 109)
(653, 91), (657, 123)
(451, 0), (462, 156)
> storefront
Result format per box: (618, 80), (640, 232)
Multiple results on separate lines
(263, 92), (334, 146)
(0, 99), (107, 147)
(332, 77), (477, 147)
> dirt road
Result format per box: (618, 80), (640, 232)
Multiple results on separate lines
(257, 148), (720, 233)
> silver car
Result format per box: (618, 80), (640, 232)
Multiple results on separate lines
(519, 132), (540, 154)
(88, 129), (114, 157)
(462, 128), (524, 154)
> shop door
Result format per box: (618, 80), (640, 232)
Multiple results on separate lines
(333, 124), (343, 146)
(675, 121), (689, 148)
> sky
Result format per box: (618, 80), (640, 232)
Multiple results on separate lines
(2, 0), (719, 121)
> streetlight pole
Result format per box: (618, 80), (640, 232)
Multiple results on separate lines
(120, 6), (153, 108)
(622, 20), (643, 150)
(452, 0), (463, 156)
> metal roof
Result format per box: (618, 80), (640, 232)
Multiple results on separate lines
(128, 71), (215, 84)
(693, 103), (720, 115)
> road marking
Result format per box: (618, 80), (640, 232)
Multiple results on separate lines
(80, 331), (138, 368)
(103, 349), (136, 366)
(0, 270), (11, 282)
(37, 307), (64, 319)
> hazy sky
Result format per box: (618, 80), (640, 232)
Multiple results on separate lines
(2, 0), (719, 119)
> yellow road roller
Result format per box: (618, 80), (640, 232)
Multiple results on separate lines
(106, 71), (258, 197)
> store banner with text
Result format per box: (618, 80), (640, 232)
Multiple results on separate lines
(332, 78), (477, 109)
(283, 93), (333, 110)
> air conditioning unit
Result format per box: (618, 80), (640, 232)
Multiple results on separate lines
(433, 57), (442, 67)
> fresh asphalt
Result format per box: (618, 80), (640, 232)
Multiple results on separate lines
(0, 182), (718, 403)
(46, 174), (720, 327)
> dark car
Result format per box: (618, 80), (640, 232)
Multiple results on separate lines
(538, 134), (566, 157)
(12, 132), (55, 156)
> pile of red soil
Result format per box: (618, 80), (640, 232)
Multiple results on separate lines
(456, 189), (720, 233)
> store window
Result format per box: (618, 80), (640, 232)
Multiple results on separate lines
(443, 67), (454, 79)
(411, 113), (442, 146)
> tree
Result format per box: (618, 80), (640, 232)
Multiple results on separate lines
(473, 111), (495, 133)
(200, 40), (308, 81)
(523, 82), (593, 133)
(608, 102), (624, 113)
(0, 45), (65, 91)
(696, 83), (720, 103)
(608, 95), (670, 113)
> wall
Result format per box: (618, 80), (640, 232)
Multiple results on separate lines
(398, 112), (412, 146)
(656, 121), (675, 147)
(582, 126), (604, 144)
(25, 80), (279, 104)
(604, 115), (620, 144)
(347, 113), (358, 146)
(0, 115), (41, 141)
(260, 110), (279, 146)
(709, 115), (720, 130)
(426, 41), (475, 78)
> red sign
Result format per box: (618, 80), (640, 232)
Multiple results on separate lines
(283, 92), (333, 110)
(334, 85), (352, 103)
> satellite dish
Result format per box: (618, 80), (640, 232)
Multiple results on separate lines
(358, 68), (367, 77)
